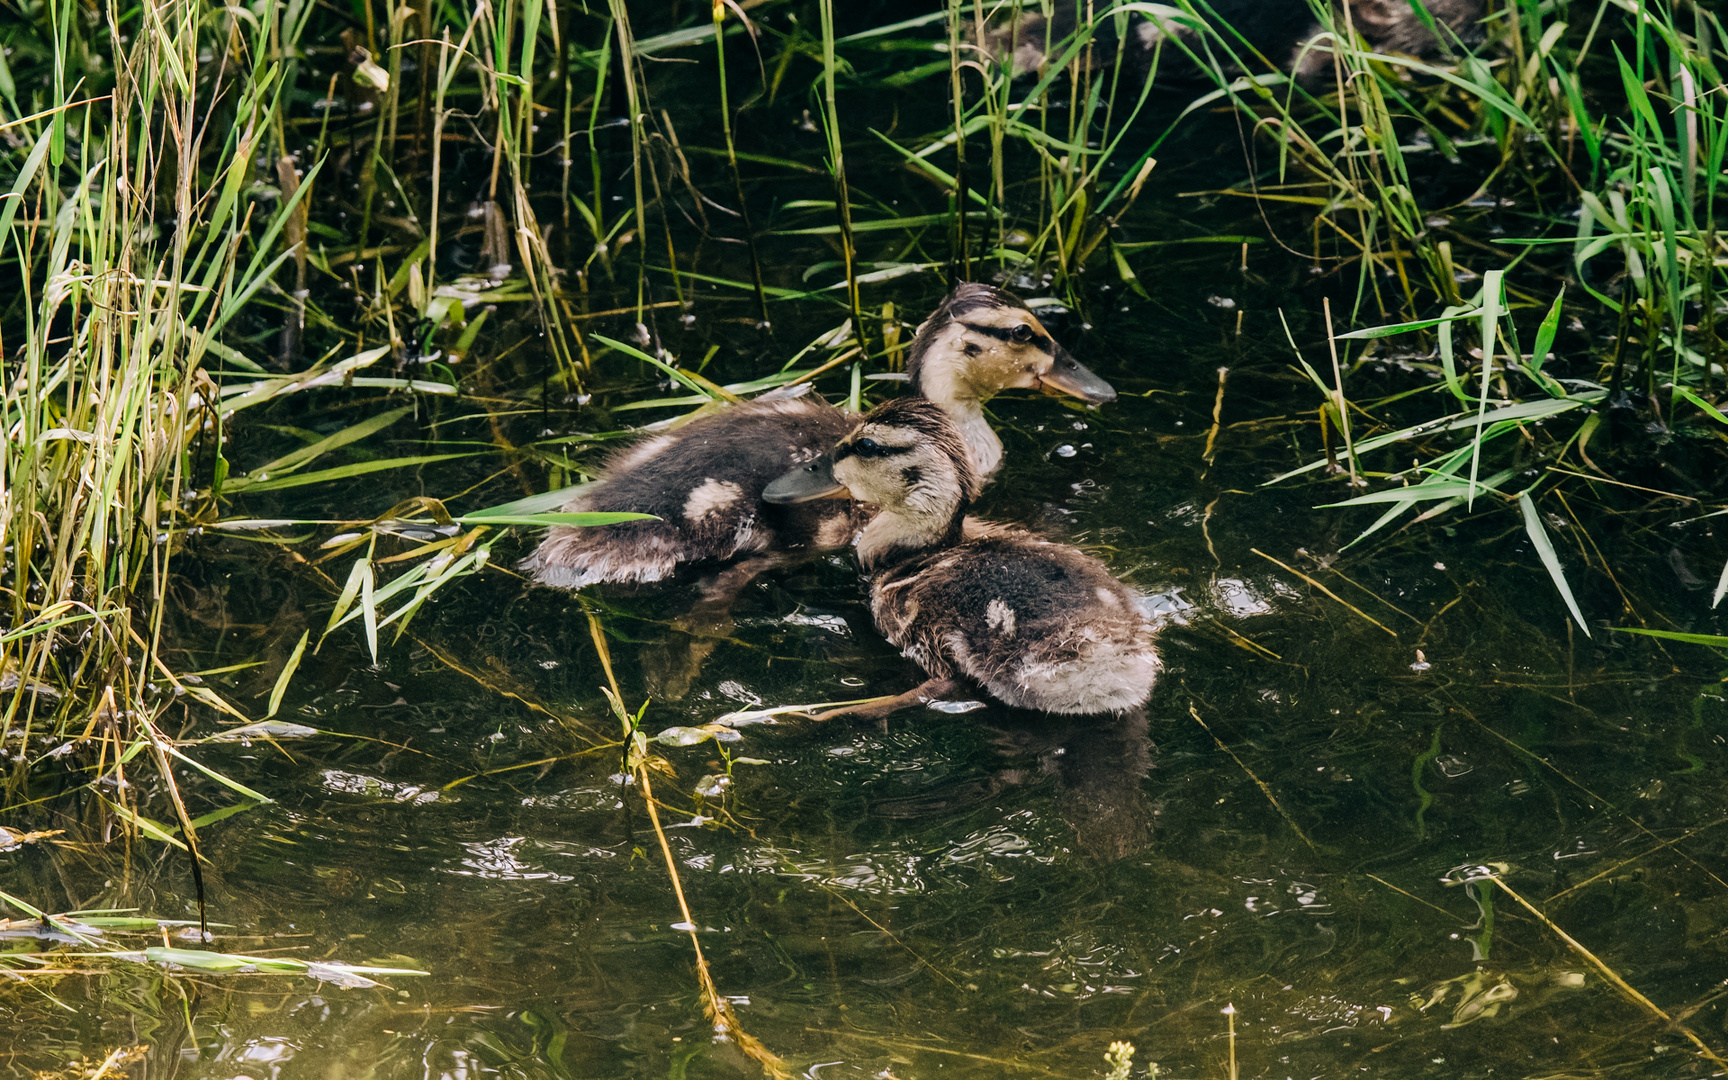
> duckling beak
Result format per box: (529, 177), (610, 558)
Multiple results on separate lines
(764, 455), (850, 504)
(1037, 344), (1117, 405)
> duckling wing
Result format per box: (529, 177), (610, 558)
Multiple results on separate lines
(523, 399), (859, 589)
(874, 538), (1158, 714)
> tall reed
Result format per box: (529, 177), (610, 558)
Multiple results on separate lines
(0, 0), (315, 906)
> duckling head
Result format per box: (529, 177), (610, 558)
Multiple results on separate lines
(764, 398), (977, 571)
(910, 283), (1116, 406)
(908, 283), (1114, 477)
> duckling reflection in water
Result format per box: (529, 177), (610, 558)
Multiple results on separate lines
(764, 397), (1159, 722)
(520, 284), (1115, 699)
(871, 706), (1157, 861)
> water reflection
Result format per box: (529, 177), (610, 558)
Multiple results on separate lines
(872, 707), (1157, 862)
(14, 112), (1728, 1080)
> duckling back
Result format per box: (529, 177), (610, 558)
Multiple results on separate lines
(871, 533), (1159, 715)
(522, 398), (860, 589)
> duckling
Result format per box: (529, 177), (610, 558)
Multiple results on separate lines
(521, 283), (1115, 590)
(986, 0), (1482, 84)
(763, 397), (1158, 720)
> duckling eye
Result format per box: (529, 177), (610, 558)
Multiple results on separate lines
(1011, 324), (1035, 343)
(854, 437), (884, 457)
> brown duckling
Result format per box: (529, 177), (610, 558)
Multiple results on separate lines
(763, 397), (1158, 721)
(522, 283), (1114, 590)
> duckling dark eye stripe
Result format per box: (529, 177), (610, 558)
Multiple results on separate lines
(958, 321), (1053, 353)
(835, 442), (914, 461)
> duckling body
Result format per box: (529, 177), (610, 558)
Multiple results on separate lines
(522, 397), (859, 589)
(522, 284), (1115, 590)
(872, 534), (1159, 714)
(764, 398), (1157, 719)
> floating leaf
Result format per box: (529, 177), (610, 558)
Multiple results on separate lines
(654, 726), (710, 747)
(654, 724), (742, 747)
(203, 721), (321, 742)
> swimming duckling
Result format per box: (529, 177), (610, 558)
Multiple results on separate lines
(522, 283), (1115, 590)
(764, 397), (1158, 720)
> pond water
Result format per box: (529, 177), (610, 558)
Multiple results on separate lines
(9, 19), (1728, 1080)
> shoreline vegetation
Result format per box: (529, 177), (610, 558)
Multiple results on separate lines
(2, 0), (1727, 1070)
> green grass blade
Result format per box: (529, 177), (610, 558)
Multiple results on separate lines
(1611, 627), (1728, 647)
(159, 745), (273, 804)
(452, 512), (655, 527)
(102, 798), (189, 851)
(1320, 472), (1512, 507)
(865, 129), (993, 209)
(464, 485), (591, 517)
(1334, 311), (1477, 340)
(590, 333), (741, 402)
(323, 556), (370, 647)
(362, 560), (379, 664)
(265, 630), (309, 720)
(1550, 61), (1602, 169)
(0, 891), (101, 944)
(1519, 492), (1590, 637)
(1615, 45), (1662, 136)
(0, 133), (56, 265)
(1525, 287), (1567, 398)
(1435, 304), (1473, 405)
(240, 406), (414, 484)
(224, 453), (477, 495)
(187, 802), (262, 830)
(1677, 386), (1728, 425)
(1469, 271), (1505, 509)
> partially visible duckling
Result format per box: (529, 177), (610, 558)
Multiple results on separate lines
(764, 397), (1158, 720)
(522, 284), (1114, 590)
(986, 0), (1483, 84)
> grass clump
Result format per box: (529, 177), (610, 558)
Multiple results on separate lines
(0, 0), (1724, 945)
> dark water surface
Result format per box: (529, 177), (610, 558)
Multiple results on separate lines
(9, 31), (1728, 1080)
